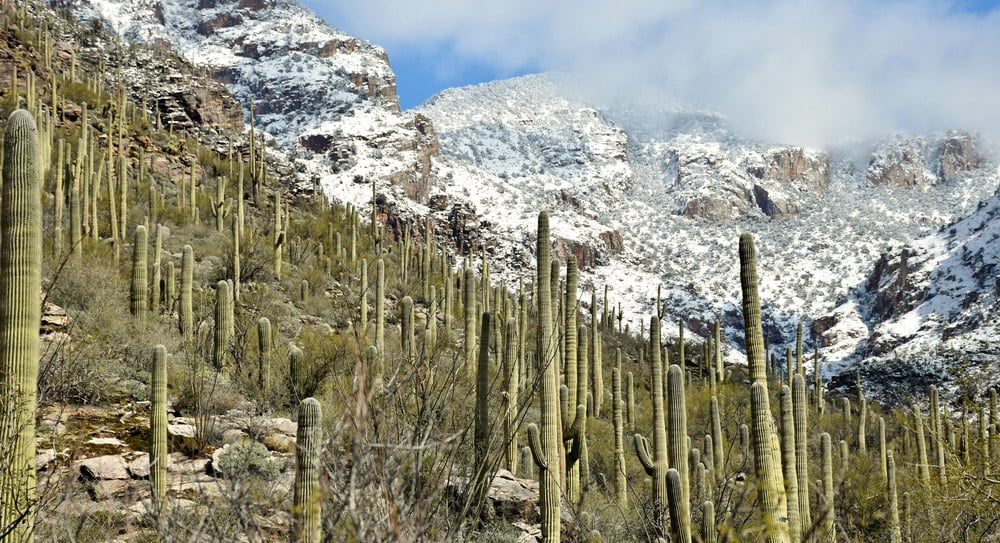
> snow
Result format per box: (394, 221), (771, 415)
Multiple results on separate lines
(73, 0), (1000, 398)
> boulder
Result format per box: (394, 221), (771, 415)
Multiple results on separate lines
(79, 455), (130, 481)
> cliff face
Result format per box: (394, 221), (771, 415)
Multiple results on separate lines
(71, 0), (1000, 398)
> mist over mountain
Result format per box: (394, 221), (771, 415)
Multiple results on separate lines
(74, 0), (1000, 398)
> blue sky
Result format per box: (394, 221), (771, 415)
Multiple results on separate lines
(307, 0), (1000, 145)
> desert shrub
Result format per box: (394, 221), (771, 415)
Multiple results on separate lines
(215, 440), (285, 481)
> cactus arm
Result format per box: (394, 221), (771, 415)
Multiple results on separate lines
(635, 434), (656, 476)
(526, 423), (548, 470)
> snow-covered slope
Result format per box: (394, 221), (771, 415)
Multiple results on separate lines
(72, 0), (1000, 397)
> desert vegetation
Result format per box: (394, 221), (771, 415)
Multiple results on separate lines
(0, 3), (998, 542)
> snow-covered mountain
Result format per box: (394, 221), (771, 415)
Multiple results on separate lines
(71, 0), (1000, 398)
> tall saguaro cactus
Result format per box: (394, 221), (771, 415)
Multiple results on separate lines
(739, 233), (789, 543)
(179, 245), (194, 341)
(293, 398), (323, 543)
(525, 211), (561, 542)
(0, 110), (43, 543)
(150, 345), (168, 506)
(130, 225), (149, 318)
(635, 315), (669, 539)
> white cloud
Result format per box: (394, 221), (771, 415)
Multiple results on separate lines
(314, 0), (1000, 146)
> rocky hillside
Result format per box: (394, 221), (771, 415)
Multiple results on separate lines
(70, 0), (1000, 397)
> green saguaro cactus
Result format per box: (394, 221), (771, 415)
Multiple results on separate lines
(635, 315), (669, 539)
(792, 374), (811, 527)
(778, 385), (801, 543)
(213, 280), (233, 370)
(739, 233), (789, 543)
(667, 364), (691, 542)
(821, 432), (835, 543)
(293, 397), (322, 543)
(464, 267), (476, 376)
(503, 317), (519, 474)
(0, 110), (42, 543)
(887, 451), (902, 543)
(257, 317), (272, 397)
(150, 345), (168, 506)
(376, 259), (385, 360)
(179, 245), (194, 340)
(666, 468), (691, 543)
(525, 211), (561, 542)
(475, 312), (492, 468)
(401, 296), (415, 360)
(130, 225), (148, 318)
(612, 367), (627, 507)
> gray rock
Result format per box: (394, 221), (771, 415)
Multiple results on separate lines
(79, 455), (130, 480)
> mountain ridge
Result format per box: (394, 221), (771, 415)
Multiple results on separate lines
(70, 0), (1000, 398)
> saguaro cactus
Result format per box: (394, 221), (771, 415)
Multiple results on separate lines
(130, 225), (148, 318)
(503, 317), (520, 474)
(778, 385), (801, 543)
(635, 315), (669, 538)
(820, 432), (835, 543)
(0, 110), (43, 543)
(150, 345), (168, 506)
(179, 246), (194, 340)
(376, 259), (385, 359)
(257, 317), (272, 396)
(525, 211), (561, 542)
(475, 312), (492, 467)
(612, 367), (627, 507)
(887, 451), (902, 543)
(792, 374), (811, 527)
(464, 268), (477, 376)
(213, 280), (233, 369)
(666, 364), (691, 542)
(293, 398), (322, 543)
(739, 233), (789, 543)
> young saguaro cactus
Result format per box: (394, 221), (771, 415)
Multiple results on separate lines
(150, 345), (168, 506)
(293, 397), (323, 543)
(792, 374), (811, 527)
(0, 110), (43, 543)
(525, 211), (561, 542)
(739, 233), (790, 543)
(130, 225), (149, 318)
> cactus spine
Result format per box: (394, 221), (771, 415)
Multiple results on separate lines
(130, 225), (148, 318)
(0, 110), (42, 543)
(150, 345), (168, 506)
(525, 211), (561, 542)
(293, 398), (322, 543)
